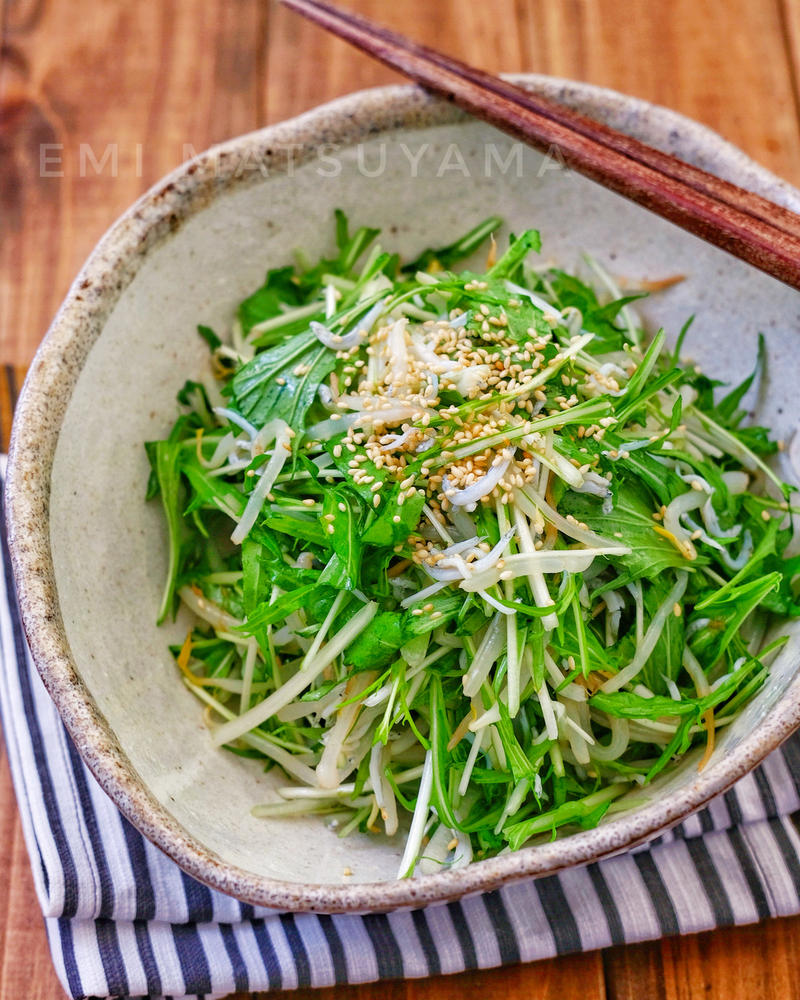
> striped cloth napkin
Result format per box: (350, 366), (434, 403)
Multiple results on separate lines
(3, 481), (800, 999)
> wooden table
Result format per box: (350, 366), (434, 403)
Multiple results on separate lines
(4, 0), (800, 996)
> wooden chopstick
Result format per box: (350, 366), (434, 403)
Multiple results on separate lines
(281, 0), (800, 292)
(285, 0), (800, 246)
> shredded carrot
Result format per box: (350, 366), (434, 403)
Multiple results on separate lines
(653, 523), (696, 560)
(176, 631), (226, 688)
(387, 558), (412, 578)
(194, 427), (204, 465)
(617, 273), (686, 293)
(635, 274), (686, 292)
(698, 709), (716, 771)
(176, 630), (195, 681)
(485, 234), (498, 269)
(579, 669), (615, 694)
(447, 707), (476, 751)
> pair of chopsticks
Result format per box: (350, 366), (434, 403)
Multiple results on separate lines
(281, 0), (800, 292)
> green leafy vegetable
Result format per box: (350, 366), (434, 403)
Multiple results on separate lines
(148, 212), (799, 879)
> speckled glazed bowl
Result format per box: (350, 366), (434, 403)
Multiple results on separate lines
(8, 76), (800, 912)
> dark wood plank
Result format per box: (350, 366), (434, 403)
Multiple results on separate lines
(605, 918), (800, 999)
(3, 0), (800, 366)
(603, 940), (667, 1000)
(0, 748), (68, 999)
(0, 0), (268, 367)
(514, 0), (800, 184)
(229, 950), (606, 1000)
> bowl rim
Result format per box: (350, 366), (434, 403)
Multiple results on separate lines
(7, 74), (800, 913)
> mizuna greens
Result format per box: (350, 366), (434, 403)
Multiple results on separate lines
(148, 214), (800, 877)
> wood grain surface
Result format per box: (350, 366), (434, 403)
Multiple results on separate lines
(3, 1), (800, 997)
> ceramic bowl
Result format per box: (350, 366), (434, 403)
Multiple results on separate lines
(7, 75), (800, 912)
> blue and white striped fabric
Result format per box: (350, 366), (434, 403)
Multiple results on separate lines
(4, 478), (800, 1000)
